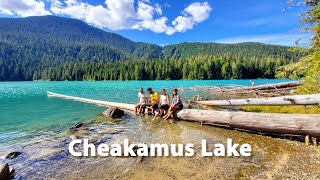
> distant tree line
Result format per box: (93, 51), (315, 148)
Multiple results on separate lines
(33, 54), (294, 81)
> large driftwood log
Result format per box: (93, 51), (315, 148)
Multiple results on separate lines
(47, 91), (320, 137)
(197, 94), (320, 106)
(234, 81), (302, 91)
(176, 109), (320, 137)
(47, 91), (135, 111)
(208, 81), (302, 98)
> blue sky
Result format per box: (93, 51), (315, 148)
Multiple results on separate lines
(0, 0), (308, 46)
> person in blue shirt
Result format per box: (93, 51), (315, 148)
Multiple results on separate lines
(163, 89), (183, 120)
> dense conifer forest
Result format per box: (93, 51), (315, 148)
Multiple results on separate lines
(34, 55), (294, 81)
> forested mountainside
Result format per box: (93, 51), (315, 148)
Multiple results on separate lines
(0, 16), (304, 81)
(0, 16), (162, 58)
(162, 42), (297, 60)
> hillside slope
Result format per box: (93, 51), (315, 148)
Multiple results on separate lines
(0, 16), (302, 81)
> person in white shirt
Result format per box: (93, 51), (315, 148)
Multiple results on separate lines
(135, 88), (148, 115)
(152, 89), (170, 121)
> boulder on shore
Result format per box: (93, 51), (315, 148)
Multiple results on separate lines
(103, 107), (125, 118)
(5, 152), (22, 159)
(0, 163), (15, 180)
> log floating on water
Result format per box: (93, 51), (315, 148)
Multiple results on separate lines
(47, 91), (320, 137)
(196, 94), (320, 106)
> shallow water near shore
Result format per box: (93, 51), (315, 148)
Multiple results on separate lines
(0, 79), (293, 149)
(2, 79), (319, 179)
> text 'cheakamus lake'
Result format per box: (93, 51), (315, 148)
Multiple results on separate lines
(69, 138), (252, 157)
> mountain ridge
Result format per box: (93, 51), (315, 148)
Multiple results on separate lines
(0, 15), (292, 50)
(0, 15), (302, 81)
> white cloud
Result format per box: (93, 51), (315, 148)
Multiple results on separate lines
(0, 0), (212, 35)
(214, 33), (311, 46)
(133, 17), (172, 34)
(133, 1), (212, 35)
(50, 0), (136, 30)
(183, 2), (212, 22)
(132, 0), (170, 33)
(136, 0), (162, 20)
(172, 16), (194, 33)
(165, 2), (211, 35)
(0, 0), (51, 17)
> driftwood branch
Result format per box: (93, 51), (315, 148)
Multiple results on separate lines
(196, 94), (320, 106)
(207, 81), (303, 98)
(234, 81), (302, 91)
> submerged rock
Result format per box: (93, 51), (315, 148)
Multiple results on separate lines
(5, 152), (22, 159)
(70, 123), (83, 130)
(69, 123), (84, 133)
(0, 163), (15, 180)
(103, 107), (125, 118)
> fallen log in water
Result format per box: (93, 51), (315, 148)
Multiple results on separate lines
(47, 91), (320, 137)
(196, 94), (320, 106)
(47, 91), (135, 111)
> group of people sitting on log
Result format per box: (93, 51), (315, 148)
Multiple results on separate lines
(134, 87), (183, 120)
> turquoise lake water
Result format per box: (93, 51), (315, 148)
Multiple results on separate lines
(0, 79), (295, 150)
